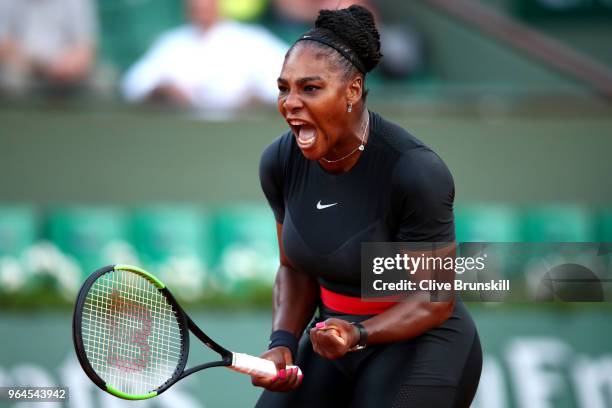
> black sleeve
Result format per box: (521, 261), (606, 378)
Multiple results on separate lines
(392, 148), (456, 242)
(259, 136), (286, 224)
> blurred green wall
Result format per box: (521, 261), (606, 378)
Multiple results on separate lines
(1, 307), (611, 408)
(378, 0), (612, 93)
(1, 106), (611, 206)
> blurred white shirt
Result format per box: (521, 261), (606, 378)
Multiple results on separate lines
(0, 0), (97, 64)
(121, 21), (288, 110)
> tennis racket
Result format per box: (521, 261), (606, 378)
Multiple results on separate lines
(72, 264), (301, 400)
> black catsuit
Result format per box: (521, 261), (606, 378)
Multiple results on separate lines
(256, 112), (482, 408)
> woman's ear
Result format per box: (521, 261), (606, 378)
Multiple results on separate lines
(346, 75), (363, 105)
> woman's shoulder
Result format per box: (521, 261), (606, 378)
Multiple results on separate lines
(370, 112), (428, 155)
(260, 131), (297, 175)
(369, 113), (453, 190)
(261, 130), (294, 160)
(371, 113), (448, 168)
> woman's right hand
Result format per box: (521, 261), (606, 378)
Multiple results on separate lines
(250, 346), (303, 392)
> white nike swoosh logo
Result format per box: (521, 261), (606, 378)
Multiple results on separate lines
(317, 200), (338, 210)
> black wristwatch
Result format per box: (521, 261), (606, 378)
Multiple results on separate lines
(350, 322), (368, 351)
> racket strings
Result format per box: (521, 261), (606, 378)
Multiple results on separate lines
(81, 270), (183, 396)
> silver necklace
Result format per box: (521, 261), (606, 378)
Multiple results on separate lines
(321, 115), (370, 164)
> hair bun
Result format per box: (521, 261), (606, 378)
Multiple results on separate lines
(314, 5), (382, 73)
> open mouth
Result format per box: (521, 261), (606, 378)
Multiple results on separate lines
(288, 120), (317, 150)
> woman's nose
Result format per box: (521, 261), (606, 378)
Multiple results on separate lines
(283, 91), (303, 112)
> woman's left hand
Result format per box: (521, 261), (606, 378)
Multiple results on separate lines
(309, 318), (359, 360)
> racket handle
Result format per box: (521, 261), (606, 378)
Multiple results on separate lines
(230, 352), (302, 377)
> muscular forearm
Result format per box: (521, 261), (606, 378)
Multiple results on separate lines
(360, 244), (457, 345)
(272, 265), (319, 338)
(361, 296), (455, 345)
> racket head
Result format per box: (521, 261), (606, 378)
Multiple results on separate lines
(72, 265), (190, 400)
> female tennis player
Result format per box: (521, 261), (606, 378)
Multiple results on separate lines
(252, 5), (482, 407)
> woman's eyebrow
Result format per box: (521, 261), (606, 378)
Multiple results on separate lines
(296, 76), (323, 85)
(277, 76), (324, 85)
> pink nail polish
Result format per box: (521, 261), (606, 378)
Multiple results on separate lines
(278, 369), (286, 379)
(316, 322), (326, 329)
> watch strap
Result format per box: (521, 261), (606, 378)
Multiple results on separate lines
(350, 322), (368, 350)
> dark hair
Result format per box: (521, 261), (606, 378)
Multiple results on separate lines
(289, 5), (383, 98)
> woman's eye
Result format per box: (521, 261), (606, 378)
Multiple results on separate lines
(278, 86), (288, 93)
(304, 86), (318, 92)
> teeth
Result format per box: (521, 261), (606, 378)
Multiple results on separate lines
(297, 126), (316, 148)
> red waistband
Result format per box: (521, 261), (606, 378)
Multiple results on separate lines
(320, 285), (397, 315)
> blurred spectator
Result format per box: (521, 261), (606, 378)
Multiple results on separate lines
(267, 0), (426, 80)
(266, 0), (378, 43)
(0, 0), (98, 96)
(219, 0), (268, 22)
(121, 0), (288, 111)
(378, 24), (427, 80)
(271, 0), (321, 25)
(265, 0), (326, 44)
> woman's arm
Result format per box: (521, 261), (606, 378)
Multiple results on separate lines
(360, 296), (455, 343)
(251, 222), (319, 391)
(359, 241), (457, 346)
(272, 223), (320, 337)
(312, 242), (457, 359)
(310, 287), (455, 360)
